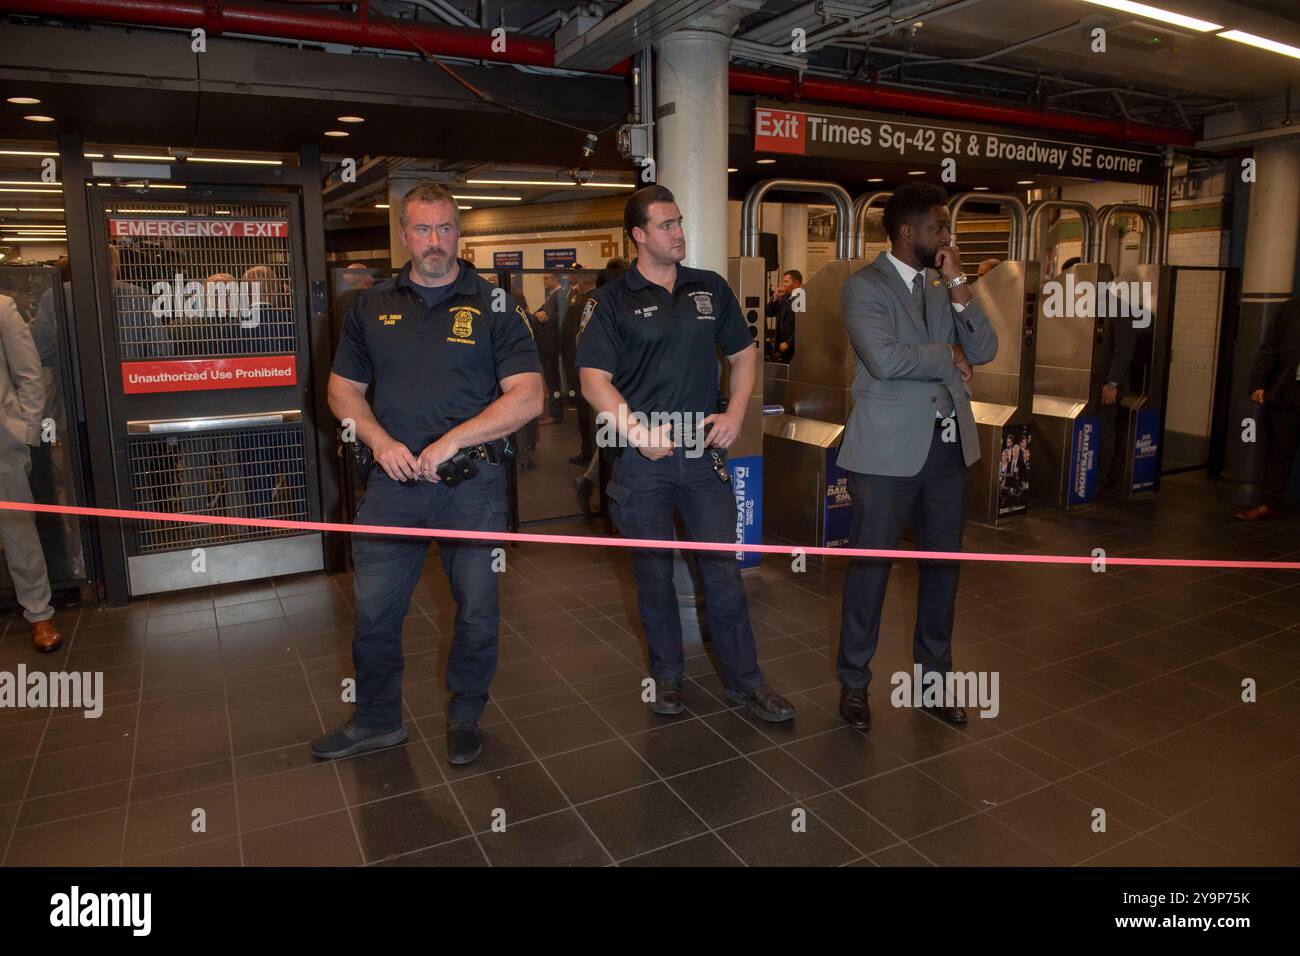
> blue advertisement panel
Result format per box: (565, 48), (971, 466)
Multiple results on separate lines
(728, 454), (762, 569)
(1068, 416), (1099, 505)
(493, 250), (522, 269)
(543, 248), (577, 269)
(1131, 408), (1160, 493)
(823, 446), (852, 547)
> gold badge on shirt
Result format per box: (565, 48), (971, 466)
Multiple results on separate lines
(448, 306), (479, 344)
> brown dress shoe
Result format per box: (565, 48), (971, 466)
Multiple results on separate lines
(839, 687), (870, 729)
(1235, 504), (1274, 522)
(33, 620), (62, 653)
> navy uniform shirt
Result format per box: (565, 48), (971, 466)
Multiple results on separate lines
(331, 258), (540, 454)
(575, 261), (752, 417)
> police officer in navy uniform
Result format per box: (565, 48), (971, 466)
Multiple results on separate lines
(577, 185), (795, 722)
(315, 182), (544, 765)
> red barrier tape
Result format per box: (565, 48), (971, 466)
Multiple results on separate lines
(2, 499), (1299, 571)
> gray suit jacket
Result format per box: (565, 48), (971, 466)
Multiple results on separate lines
(0, 294), (45, 466)
(838, 252), (998, 477)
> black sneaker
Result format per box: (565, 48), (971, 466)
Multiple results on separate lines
(727, 684), (796, 723)
(446, 720), (482, 765)
(649, 677), (685, 716)
(311, 720), (407, 760)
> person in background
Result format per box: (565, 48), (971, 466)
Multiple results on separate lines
(511, 277), (540, 471)
(562, 263), (596, 464)
(1238, 297), (1300, 520)
(0, 292), (62, 652)
(112, 244), (173, 360)
(765, 269), (802, 363)
(574, 257), (628, 514)
(534, 272), (565, 423)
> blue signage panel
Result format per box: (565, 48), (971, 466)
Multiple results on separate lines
(1068, 416), (1099, 506)
(728, 454), (762, 569)
(543, 248), (577, 269)
(823, 446), (852, 548)
(1131, 408), (1160, 493)
(493, 250), (523, 269)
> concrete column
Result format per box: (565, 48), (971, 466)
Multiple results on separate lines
(780, 203), (808, 278)
(1221, 141), (1300, 504)
(655, 15), (737, 275)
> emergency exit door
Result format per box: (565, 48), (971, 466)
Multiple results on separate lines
(89, 187), (323, 596)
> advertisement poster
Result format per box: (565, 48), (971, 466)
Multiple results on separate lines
(1131, 408), (1160, 493)
(543, 248), (577, 269)
(728, 455), (762, 569)
(997, 424), (1032, 517)
(492, 251), (523, 269)
(1068, 416), (1099, 505)
(823, 446), (852, 547)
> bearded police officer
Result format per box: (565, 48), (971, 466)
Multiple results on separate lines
(315, 182), (544, 766)
(577, 185), (795, 722)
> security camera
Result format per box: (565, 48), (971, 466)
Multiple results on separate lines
(581, 133), (598, 158)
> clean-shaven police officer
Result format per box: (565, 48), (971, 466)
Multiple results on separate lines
(315, 182), (544, 766)
(577, 185), (795, 722)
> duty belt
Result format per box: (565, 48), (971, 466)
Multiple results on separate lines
(431, 436), (512, 487)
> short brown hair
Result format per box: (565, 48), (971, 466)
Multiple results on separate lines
(398, 181), (460, 230)
(624, 185), (676, 244)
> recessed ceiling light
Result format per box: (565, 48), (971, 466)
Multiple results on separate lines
(0, 188), (60, 193)
(465, 179), (631, 188)
(1017, 180), (1034, 185)
(337, 115), (365, 123)
(0, 180), (60, 186)
(1077, 0), (1221, 32)
(374, 203), (389, 209)
(972, 186), (990, 191)
(450, 195), (522, 202)
(23, 115), (55, 123)
(83, 152), (104, 158)
(458, 205), (473, 210)
(324, 130), (349, 138)
(113, 153), (174, 162)
(756, 158), (777, 165)
(867, 178), (884, 183)
(7, 97), (40, 105)
(19, 207), (63, 212)
(1219, 30), (1300, 60)
(187, 156), (283, 166)
(907, 170), (926, 175)
(0, 236), (65, 242)
(727, 168), (738, 173)
(0, 149), (56, 157)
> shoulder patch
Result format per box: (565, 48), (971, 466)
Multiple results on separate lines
(578, 297), (597, 337)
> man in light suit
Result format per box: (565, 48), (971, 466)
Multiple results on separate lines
(836, 181), (998, 730)
(0, 294), (62, 652)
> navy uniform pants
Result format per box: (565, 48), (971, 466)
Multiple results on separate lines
(604, 446), (763, 694)
(351, 463), (507, 729)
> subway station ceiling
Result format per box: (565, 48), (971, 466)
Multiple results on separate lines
(0, 0), (1297, 237)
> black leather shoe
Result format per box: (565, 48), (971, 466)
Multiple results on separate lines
(649, 678), (685, 716)
(727, 684), (796, 722)
(574, 476), (595, 515)
(923, 704), (968, 724)
(446, 720), (482, 765)
(839, 687), (870, 729)
(311, 721), (407, 760)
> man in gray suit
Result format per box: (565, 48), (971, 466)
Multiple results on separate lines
(835, 182), (998, 730)
(0, 294), (62, 652)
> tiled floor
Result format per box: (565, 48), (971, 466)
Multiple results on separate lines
(1, 472), (1298, 867)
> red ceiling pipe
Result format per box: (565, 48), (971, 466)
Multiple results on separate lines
(0, 0), (559, 66)
(1, 0), (1194, 146)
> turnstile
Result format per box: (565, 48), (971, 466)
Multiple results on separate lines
(949, 193), (1035, 524)
(734, 179), (861, 549)
(1099, 204), (1172, 498)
